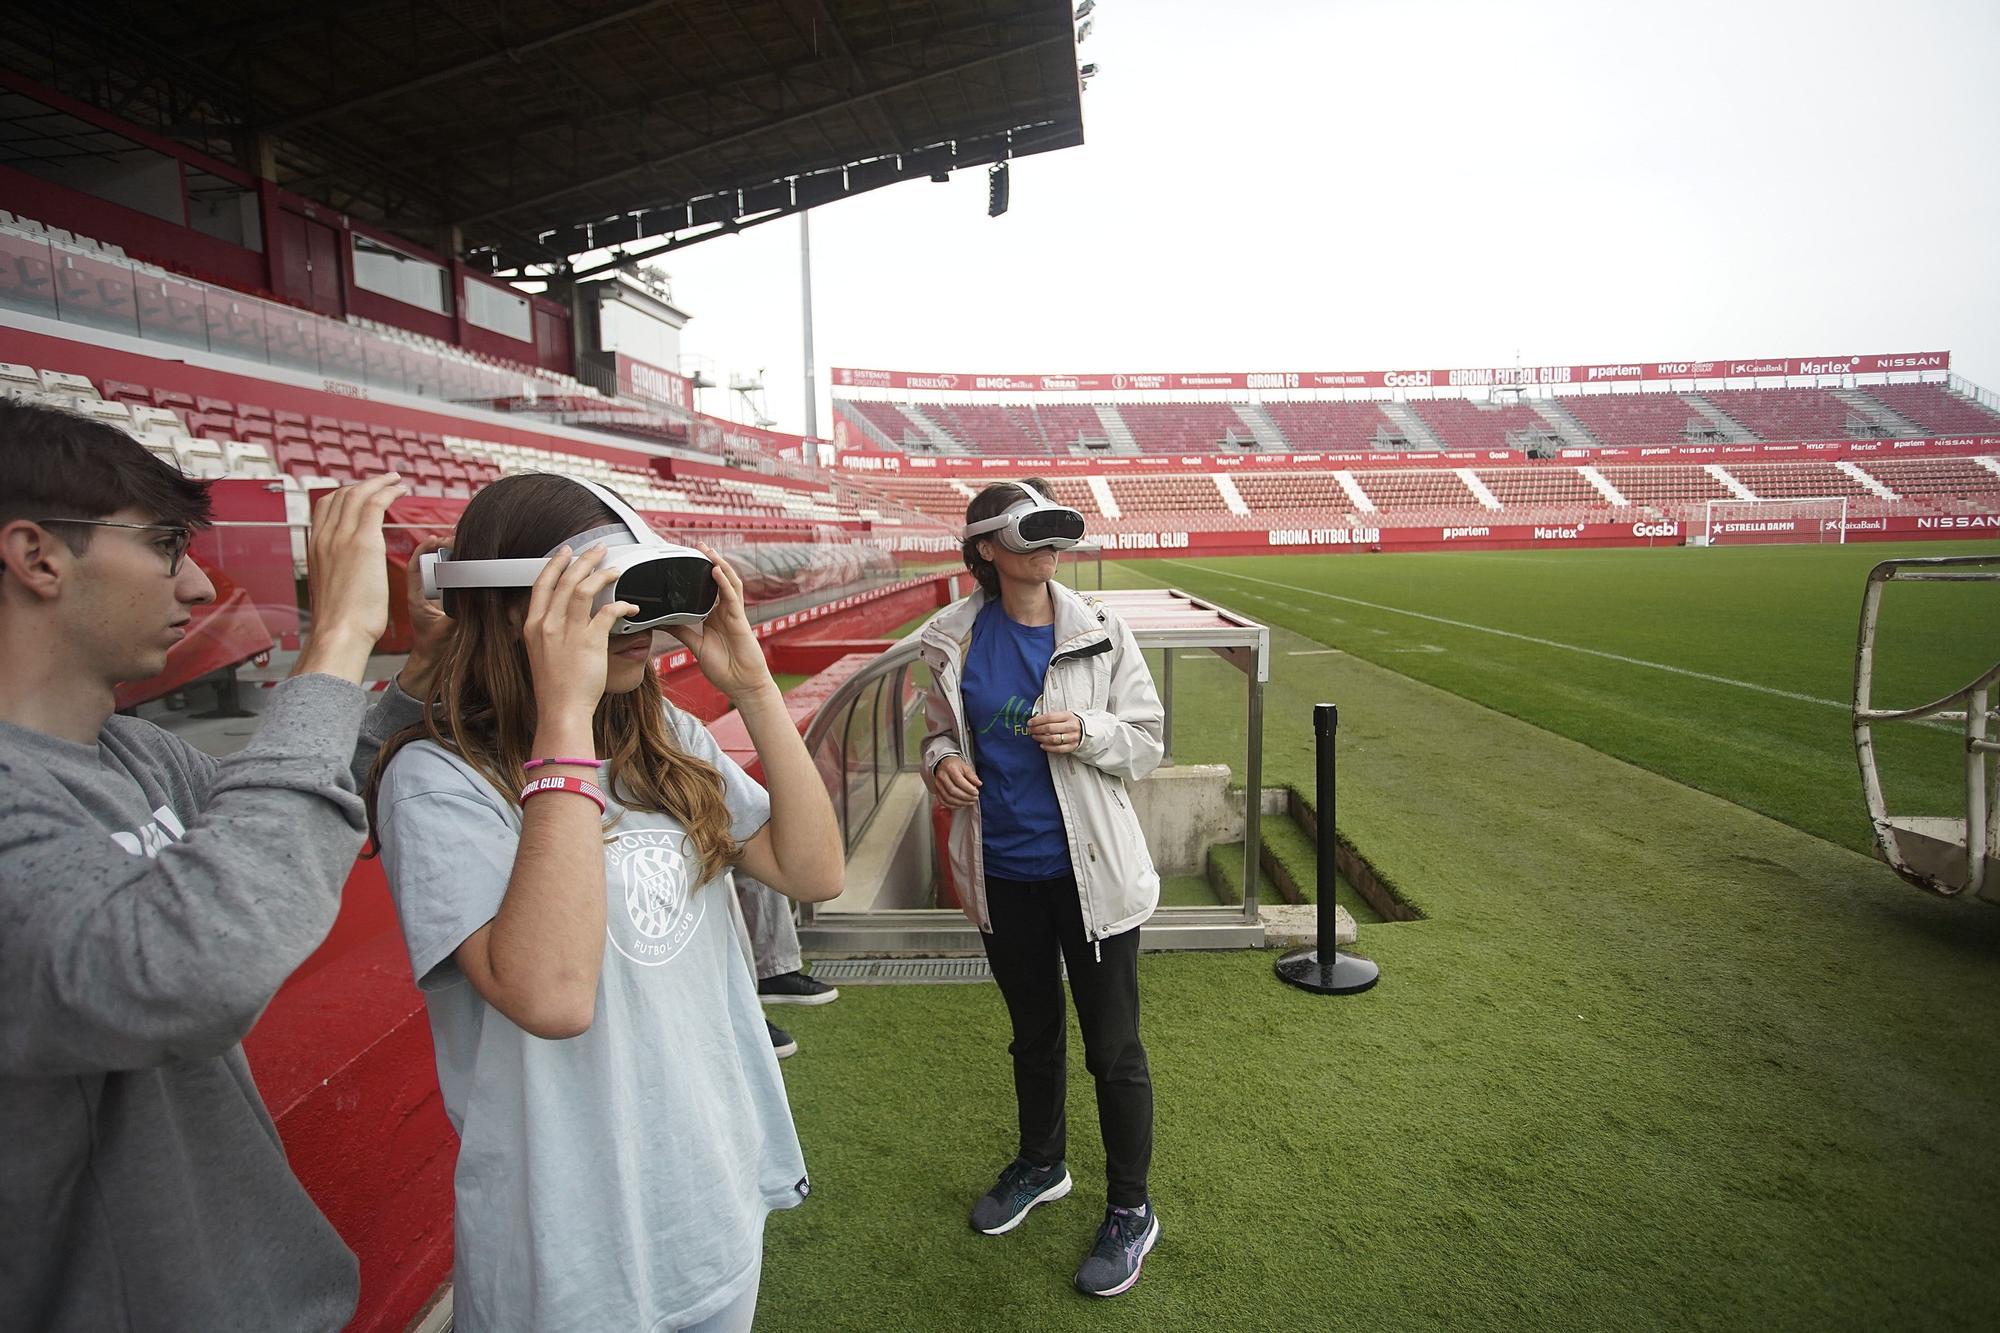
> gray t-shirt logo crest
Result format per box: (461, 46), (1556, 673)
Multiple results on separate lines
(608, 829), (705, 966)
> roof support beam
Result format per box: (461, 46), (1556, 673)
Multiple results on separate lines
(457, 33), (1068, 226)
(264, 0), (678, 131)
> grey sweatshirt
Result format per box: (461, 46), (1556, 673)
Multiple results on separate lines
(0, 674), (423, 1333)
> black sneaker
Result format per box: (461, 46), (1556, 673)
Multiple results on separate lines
(1074, 1203), (1161, 1297)
(969, 1157), (1072, 1235)
(766, 1019), (798, 1059)
(758, 969), (840, 1006)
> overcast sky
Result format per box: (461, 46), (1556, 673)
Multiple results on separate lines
(648, 0), (2000, 437)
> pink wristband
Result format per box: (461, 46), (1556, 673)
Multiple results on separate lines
(519, 775), (607, 815)
(523, 756), (598, 772)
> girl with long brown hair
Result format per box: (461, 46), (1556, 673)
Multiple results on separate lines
(367, 473), (841, 1333)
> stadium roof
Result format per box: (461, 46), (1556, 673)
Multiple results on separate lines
(0, 1), (1083, 272)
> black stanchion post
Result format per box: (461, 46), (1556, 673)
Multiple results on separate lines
(1275, 703), (1380, 995)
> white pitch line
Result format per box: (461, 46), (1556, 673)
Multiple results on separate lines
(1153, 559), (1855, 713)
(1289, 649), (1344, 656)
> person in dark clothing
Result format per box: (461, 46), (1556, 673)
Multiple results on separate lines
(0, 399), (445, 1332)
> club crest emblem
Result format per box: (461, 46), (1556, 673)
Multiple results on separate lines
(606, 829), (704, 966)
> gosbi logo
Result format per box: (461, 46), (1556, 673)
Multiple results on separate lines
(606, 829), (705, 967)
(1383, 370), (1433, 388)
(1632, 521), (1680, 538)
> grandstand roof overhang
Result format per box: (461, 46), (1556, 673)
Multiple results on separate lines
(0, 1), (1082, 273)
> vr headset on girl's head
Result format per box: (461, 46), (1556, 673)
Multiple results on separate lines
(419, 477), (719, 633)
(962, 482), (1087, 553)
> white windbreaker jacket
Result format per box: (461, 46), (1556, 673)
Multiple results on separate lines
(919, 583), (1165, 945)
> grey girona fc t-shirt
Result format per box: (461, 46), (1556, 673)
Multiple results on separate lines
(375, 703), (806, 1333)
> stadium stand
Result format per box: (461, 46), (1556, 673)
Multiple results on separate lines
(1411, 398), (1552, 452)
(1859, 382), (2000, 436)
(1115, 402), (1256, 453)
(1699, 387), (1868, 442)
(1722, 461), (1878, 501)
(1558, 391), (1711, 447)
(1261, 400), (1403, 450)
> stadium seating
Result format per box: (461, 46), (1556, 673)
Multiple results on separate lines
(1859, 382), (2000, 436)
(1103, 476), (1225, 516)
(1352, 470), (1482, 513)
(1411, 399), (1551, 452)
(1722, 462), (1876, 501)
(1593, 465), (1737, 518)
(1699, 388), (1867, 442)
(1115, 403), (1255, 454)
(1473, 467), (1602, 507)
(1557, 392), (1709, 447)
(1254, 401), (1397, 451)
(1852, 457), (2000, 513)
(844, 401), (934, 449)
(1232, 472), (1356, 513)
(1037, 405), (1109, 450)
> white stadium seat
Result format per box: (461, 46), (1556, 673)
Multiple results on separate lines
(38, 370), (99, 399)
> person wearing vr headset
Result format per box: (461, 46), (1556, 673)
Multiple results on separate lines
(365, 471), (842, 1333)
(0, 399), (447, 1332)
(918, 478), (1167, 1298)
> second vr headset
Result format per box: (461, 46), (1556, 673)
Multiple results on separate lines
(962, 481), (1087, 552)
(420, 477), (718, 633)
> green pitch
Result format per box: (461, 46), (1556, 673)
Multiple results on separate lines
(1124, 540), (2000, 855)
(762, 539), (2000, 1331)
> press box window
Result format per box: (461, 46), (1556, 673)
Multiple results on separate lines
(352, 234), (450, 315)
(464, 278), (532, 342)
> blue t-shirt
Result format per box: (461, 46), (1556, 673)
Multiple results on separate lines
(961, 599), (1072, 880)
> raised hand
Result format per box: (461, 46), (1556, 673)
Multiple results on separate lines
(294, 473), (408, 682)
(663, 542), (777, 702)
(398, 534), (452, 696)
(1025, 710), (1084, 755)
(523, 546), (636, 723)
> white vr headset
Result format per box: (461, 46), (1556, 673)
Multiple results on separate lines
(962, 482), (1087, 552)
(419, 476), (718, 633)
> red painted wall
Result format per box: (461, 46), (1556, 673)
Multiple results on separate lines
(0, 163), (267, 292)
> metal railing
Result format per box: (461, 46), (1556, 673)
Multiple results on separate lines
(794, 588), (1271, 954)
(1853, 554), (2000, 899)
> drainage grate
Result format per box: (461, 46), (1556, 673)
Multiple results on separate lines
(809, 957), (994, 985)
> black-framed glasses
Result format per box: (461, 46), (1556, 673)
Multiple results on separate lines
(31, 518), (196, 575)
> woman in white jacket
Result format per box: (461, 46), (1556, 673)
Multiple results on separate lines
(918, 478), (1167, 1298)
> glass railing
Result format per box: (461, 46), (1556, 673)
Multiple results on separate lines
(801, 639), (925, 855)
(0, 227), (539, 403)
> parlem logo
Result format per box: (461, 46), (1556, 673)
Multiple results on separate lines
(607, 829), (705, 967)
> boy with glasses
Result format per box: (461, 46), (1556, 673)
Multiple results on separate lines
(0, 399), (445, 1331)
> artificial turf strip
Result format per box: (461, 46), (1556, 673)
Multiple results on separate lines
(1204, 823), (1386, 923)
(1126, 540), (2000, 857)
(760, 611), (2000, 1331)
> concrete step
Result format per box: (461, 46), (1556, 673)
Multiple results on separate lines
(1833, 387), (1925, 438)
(1682, 394), (1759, 443)
(1234, 400), (1291, 451)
